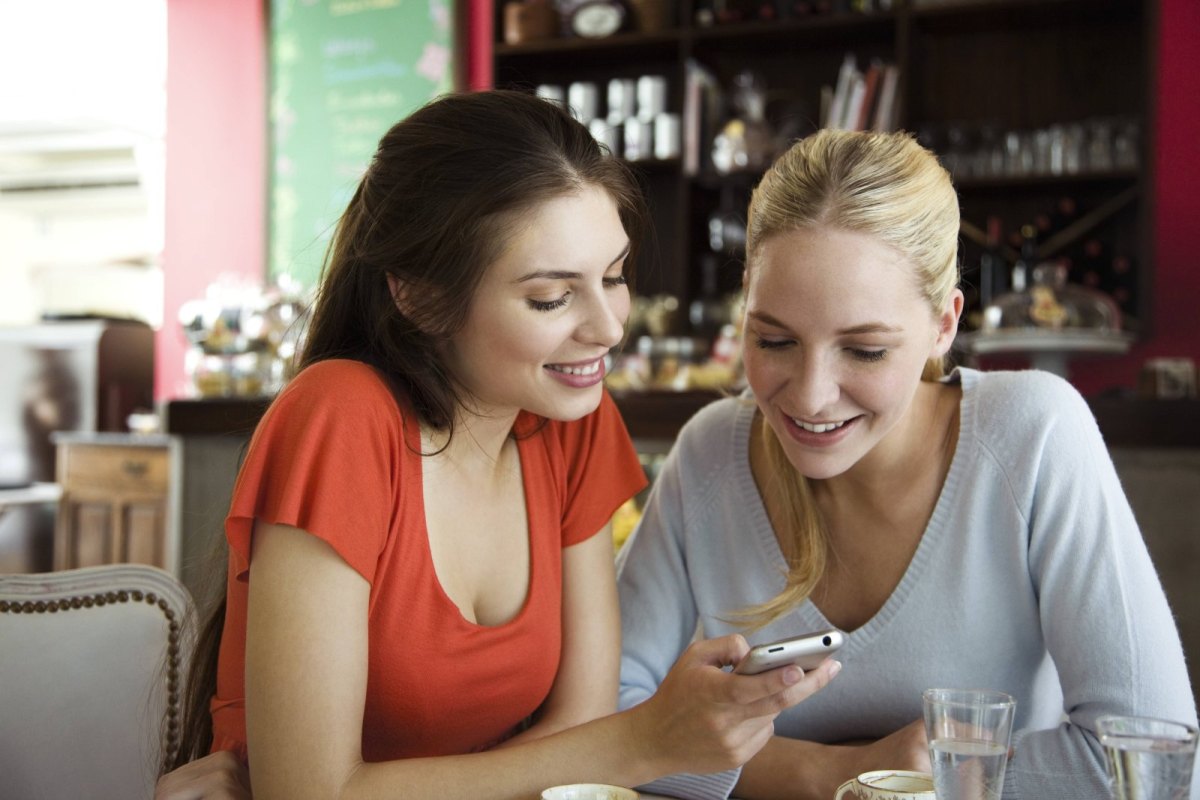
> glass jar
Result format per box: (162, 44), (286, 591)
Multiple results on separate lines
(981, 262), (1122, 333)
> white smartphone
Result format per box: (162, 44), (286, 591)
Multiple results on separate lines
(733, 628), (845, 675)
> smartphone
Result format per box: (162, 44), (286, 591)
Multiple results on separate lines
(733, 628), (845, 675)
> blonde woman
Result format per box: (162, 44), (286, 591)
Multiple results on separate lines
(616, 129), (1197, 800)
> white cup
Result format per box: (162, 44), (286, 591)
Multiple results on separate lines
(835, 770), (935, 800)
(607, 78), (637, 124)
(624, 118), (654, 161)
(567, 81), (599, 124)
(589, 119), (621, 157)
(636, 75), (667, 121)
(654, 112), (681, 160)
(536, 84), (565, 107)
(541, 784), (639, 800)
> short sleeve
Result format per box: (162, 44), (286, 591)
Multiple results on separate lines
(224, 360), (404, 584)
(552, 390), (648, 547)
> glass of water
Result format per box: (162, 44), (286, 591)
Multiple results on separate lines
(922, 688), (1016, 800)
(1097, 715), (1197, 800)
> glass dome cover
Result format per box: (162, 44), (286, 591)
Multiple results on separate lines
(981, 262), (1122, 334)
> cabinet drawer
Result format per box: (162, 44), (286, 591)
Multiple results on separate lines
(59, 445), (169, 494)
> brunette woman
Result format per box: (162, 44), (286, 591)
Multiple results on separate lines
(156, 90), (838, 800)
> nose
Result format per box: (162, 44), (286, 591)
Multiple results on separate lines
(789, 350), (840, 418)
(577, 286), (628, 349)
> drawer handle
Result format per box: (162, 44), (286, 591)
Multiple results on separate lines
(121, 460), (150, 479)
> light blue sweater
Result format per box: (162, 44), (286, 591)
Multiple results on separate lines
(617, 368), (1198, 800)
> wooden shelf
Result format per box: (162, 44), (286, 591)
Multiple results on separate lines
(492, 0), (1153, 354)
(689, 11), (895, 47)
(953, 169), (1141, 191)
(494, 30), (683, 59)
(909, 0), (1140, 29)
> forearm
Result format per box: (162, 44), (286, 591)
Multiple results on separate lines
(325, 709), (667, 800)
(496, 698), (615, 749)
(734, 736), (861, 800)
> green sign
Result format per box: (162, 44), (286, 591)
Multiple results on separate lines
(270, 0), (455, 288)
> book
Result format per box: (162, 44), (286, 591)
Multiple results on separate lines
(855, 59), (883, 131)
(683, 59), (720, 176)
(826, 53), (860, 130)
(841, 73), (867, 131)
(871, 63), (900, 132)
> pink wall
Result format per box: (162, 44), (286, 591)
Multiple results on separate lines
(1059, 0), (1200, 395)
(157, 0), (266, 400)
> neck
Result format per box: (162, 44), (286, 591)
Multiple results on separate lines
(423, 404), (521, 476)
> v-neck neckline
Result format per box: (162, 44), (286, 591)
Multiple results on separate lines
(735, 370), (973, 650)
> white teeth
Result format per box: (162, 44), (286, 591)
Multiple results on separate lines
(792, 418), (846, 434)
(548, 361), (601, 376)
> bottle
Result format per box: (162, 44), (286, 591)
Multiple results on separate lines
(689, 254), (731, 342)
(978, 215), (1005, 311)
(1012, 224), (1037, 293)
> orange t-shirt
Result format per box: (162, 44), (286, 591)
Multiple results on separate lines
(209, 359), (646, 762)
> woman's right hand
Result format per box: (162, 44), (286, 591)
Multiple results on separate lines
(840, 719), (931, 778)
(632, 634), (841, 776)
(154, 750), (251, 800)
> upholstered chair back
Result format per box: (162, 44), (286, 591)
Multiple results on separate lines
(0, 564), (195, 800)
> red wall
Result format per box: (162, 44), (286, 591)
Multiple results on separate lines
(157, 0), (266, 400)
(1071, 0), (1200, 395)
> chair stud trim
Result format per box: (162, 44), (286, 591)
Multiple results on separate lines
(1, 584), (185, 765)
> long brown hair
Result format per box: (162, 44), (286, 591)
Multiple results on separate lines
(734, 129), (960, 630)
(166, 89), (646, 771)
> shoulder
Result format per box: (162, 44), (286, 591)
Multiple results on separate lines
(960, 366), (1090, 421)
(282, 358), (394, 399)
(657, 393), (751, 495)
(956, 366), (1104, 473)
(675, 393), (747, 455)
(263, 359), (405, 435)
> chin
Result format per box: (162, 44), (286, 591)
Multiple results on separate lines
(532, 386), (605, 422)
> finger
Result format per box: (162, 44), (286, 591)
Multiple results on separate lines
(687, 634), (751, 669)
(737, 657), (842, 717)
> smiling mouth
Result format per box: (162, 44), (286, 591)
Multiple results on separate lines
(789, 417), (850, 434)
(545, 360), (603, 377)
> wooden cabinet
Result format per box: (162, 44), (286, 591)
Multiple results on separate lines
(53, 436), (171, 571)
(492, 0), (1154, 334)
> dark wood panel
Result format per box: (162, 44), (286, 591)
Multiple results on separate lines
(164, 390), (1199, 450)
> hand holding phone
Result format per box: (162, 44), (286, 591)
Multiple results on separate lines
(733, 628), (845, 675)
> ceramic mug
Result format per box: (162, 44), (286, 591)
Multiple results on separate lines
(834, 770), (935, 800)
(541, 784), (639, 800)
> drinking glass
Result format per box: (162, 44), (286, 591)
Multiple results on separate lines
(1097, 715), (1197, 800)
(923, 688), (1016, 800)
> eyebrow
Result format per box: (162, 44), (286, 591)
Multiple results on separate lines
(514, 241), (631, 283)
(748, 310), (903, 336)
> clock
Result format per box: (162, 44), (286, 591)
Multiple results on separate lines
(559, 0), (626, 39)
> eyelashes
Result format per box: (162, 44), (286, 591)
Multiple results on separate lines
(752, 337), (890, 363)
(849, 349), (888, 363)
(526, 276), (628, 313)
(527, 295), (569, 312)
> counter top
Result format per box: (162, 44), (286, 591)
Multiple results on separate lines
(49, 431), (173, 448)
(163, 391), (1200, 449)
(0, 482), (62, 508)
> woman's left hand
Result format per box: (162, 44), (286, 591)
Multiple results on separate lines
(154, 750), (251, 800)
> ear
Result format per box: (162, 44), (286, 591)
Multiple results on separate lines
(930, 288), (964, 359)
(386, 273), (415, 318)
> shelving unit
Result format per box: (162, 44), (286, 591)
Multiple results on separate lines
(491, 0), (1154, 335)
